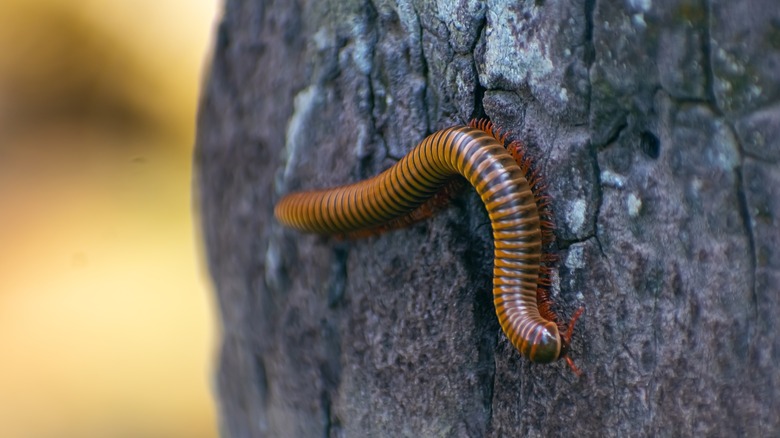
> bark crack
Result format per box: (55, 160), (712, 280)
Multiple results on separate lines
(362, 0), (393, 169)
(584, 138), (606, 256)
(470, 12), (488, 120)
(700, 0), (720, 114)
(583, 0), (596, 116)
(732, 135), (759, 362)
(411, 4), (431, 133)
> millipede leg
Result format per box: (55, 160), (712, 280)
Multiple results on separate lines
(562, 306), (584, 376)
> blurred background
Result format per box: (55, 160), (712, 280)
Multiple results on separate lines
(0, 1), (221, 437)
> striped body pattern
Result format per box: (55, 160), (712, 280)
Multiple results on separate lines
(275, 121), (579, 368)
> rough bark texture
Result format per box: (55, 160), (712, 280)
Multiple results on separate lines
(196, 0), (780, 436)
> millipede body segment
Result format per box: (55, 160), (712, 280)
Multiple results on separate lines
(274, 121), (579, 368)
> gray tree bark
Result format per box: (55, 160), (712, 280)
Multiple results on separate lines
(196, 0), (780, 436)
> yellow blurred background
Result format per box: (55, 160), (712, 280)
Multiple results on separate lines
(0, 1), (221, 437)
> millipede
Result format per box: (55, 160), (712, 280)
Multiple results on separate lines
(274, 119), (583, 374)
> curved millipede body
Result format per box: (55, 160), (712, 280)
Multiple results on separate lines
(274, 121), (580, 370)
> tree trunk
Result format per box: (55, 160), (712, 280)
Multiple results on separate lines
(195, 0), (780, 436)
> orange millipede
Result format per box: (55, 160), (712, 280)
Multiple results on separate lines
(275, 120), (582, 373)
